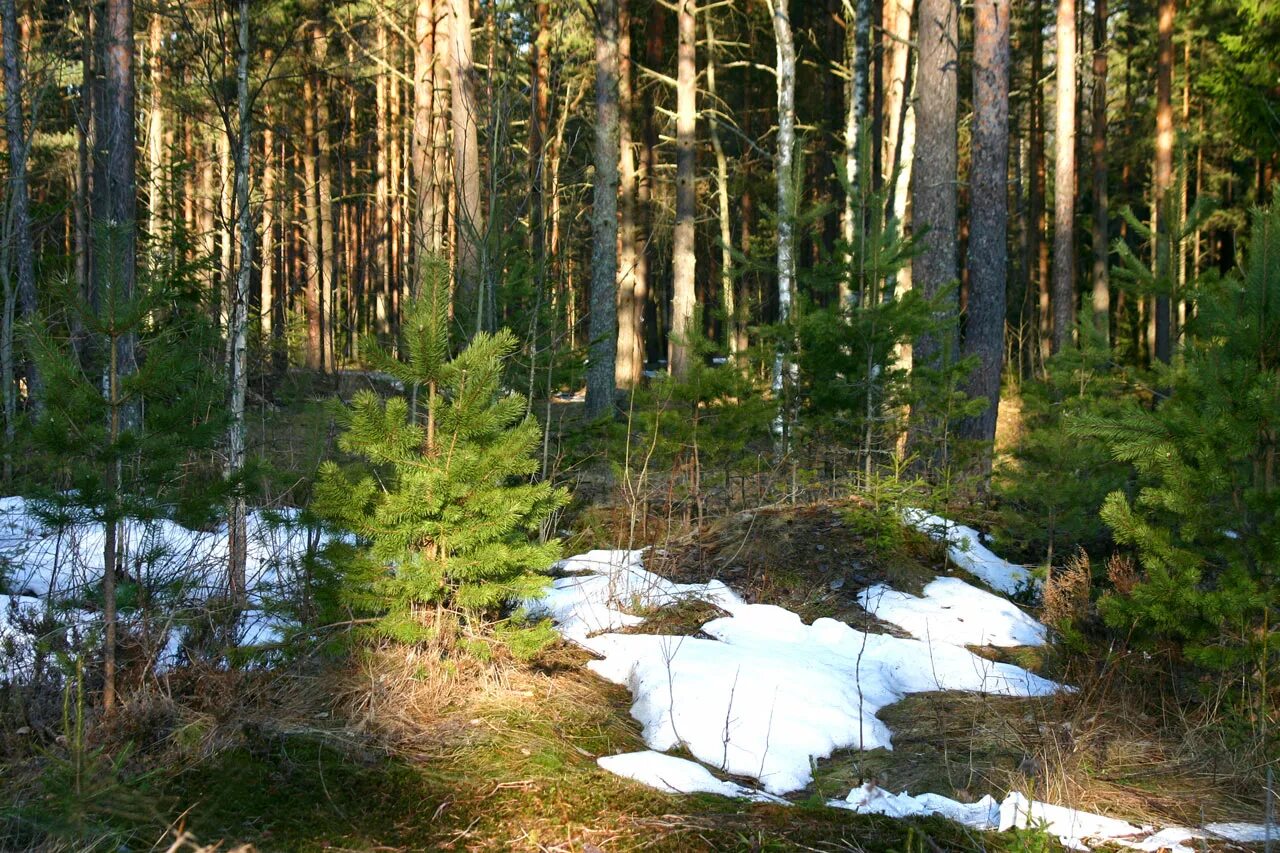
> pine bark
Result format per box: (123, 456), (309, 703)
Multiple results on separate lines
(960, 0), (1011, 458)
(587, 0), (620, 417)
(705, 9), (735, 352)
(669, 0), (697, 380)
(1, 0), (40, 411)
(615, 0), (642, 388)
(314, 30), (335, 371)
(1154, 0), (1174, 364)
(1051, 0), (1076, 353)
(302, 72), (323, 370)
(911, 0), (959, 371)
(1090, 0), (1109, 342)
(449, 0), (484, 335)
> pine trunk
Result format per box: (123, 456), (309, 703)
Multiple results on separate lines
(959, 0), (1011, 460)
(670, 0), (697, 380)
(587, 0), (620, 417)
(616, 0), (642, 388)
(449, 0), (485, 335)
(1051, 0), (1076, 353)
(911, 0), (959, 371)
(1090, 0), (1109, 341)
(1154, 0), (1174, 364)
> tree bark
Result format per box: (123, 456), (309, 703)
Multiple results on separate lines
(669, 0), (697, 380)
(770, 0), (796, 446)
(705, 8), (735, 352)
(302, 72), (323, 370)
(226, 0), (253, 614)
(911, 0), (959, 371)
(1051, 0), (1076, 353)
(616, 0), (643, 389)
(587, 0), (620, 417)
(959, 0), (1011, 460)
(1090, 0), (1109, 343)
(314, 28), (335, 371)
(448, 0), (484, 335)
(1, 0), (40, 412)
(1154, 0), (1173, 364)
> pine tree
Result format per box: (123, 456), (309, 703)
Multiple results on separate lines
(1074, 198), (1279, 708)
(313, 258), (568, 645)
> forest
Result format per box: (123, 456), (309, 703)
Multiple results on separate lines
(0, 0), (1277, 849)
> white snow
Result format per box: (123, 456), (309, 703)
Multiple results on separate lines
(833, 781), (1000, 828)
(858, 577), (1047, 647)
(541, 548), (1061, 795)
(902, 508), (1035, 596)
(0, 496), (327, 678)
(529, 548), (744, 642)
(548, 546), (1274, 850)
(597, 751), (783, 802)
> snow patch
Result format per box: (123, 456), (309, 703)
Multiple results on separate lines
(903, 508), (1035, 596)
(597, 751), (783, 802)
(858, 577), (1047, 647)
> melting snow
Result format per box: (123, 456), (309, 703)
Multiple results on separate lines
(543, 541), (1274, 851)
(903, 508), (1035, 596)
(858, 577), (1047, 647)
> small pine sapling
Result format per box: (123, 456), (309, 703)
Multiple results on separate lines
(1074, 198), (1279, 736)
(314, 258), (569, 651)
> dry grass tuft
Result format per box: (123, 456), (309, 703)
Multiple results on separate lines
(1043, 548), (1092, 628)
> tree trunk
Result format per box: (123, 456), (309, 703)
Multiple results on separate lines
(303, 73), (323, 370)
(1051, 0), (1076, 353)
(705, 8), (736, 352)
(615, 0), (642, 388)
(226, 0), (252, 614)
(449, 0), (484, 335)
(1, 0), (40, 412)
(959, 0), (1011, 462)
(1030, 0), (1049, 367)
(314, 28), (335, 371)
(670, 0), (697, 380)
(412, 0), (439, 289)
(1153, 0), (1173, 364)
(146, 13), (163, 239)
(770, 0), (796, 446)
(587, 0), (620, 417)
(842, 0), (872, 304)
(910, 0), (959, 372)
(1090, 0), (1109, 343)
(261, 115), (276, 344)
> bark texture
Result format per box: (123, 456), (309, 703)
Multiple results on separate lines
(960, 0), (1011, 458)
(587, 0), (620, 416)
(1051, 0), (1076, 353)
(670, 0), (697, 380)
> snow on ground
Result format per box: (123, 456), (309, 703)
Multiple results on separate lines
(903, 508), (1035, 596)
(858, 577), (1047, 647)
(0, 496), (326, 679)
(537, 547), (1059, 794)
(597, 751), (783, 803)
(530, 549), (744, 642)
(546, 544), (1274, 850)
(0, 496), (326, 609)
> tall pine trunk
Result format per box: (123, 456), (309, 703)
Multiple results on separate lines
(449, 0), (484, 335)
(1090, 0), (1109, 342)
(1, 0), (40, 414)
(587, 0), (620, 416)
(669, 0), (697, 380)
(959, 0), (1011, 464)
(615, 0), (642, 388)
(910, 0), (959, 371)
(1153, 0), (1174, 364)
(1051, 0), (1076, 353)
(705, 8), (735, 352)
(303, 72), (323, 370)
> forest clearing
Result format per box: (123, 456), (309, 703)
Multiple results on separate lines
(0, 0), (1277, 850)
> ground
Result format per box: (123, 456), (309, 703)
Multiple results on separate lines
(1, 497), (1269, 852)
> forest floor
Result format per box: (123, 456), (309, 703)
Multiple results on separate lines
(130, 500), (1268, 852)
